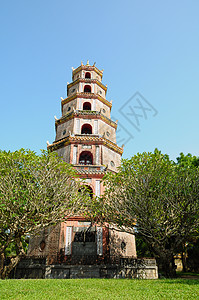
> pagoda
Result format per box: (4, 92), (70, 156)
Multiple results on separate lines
(28, 61), (136, 264)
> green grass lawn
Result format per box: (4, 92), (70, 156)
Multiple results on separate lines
(0, 278), (199, 300)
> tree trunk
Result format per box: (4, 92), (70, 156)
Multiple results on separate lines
(181, 243), (188, 272)
(0, 251), (25, 279)
(159, 254), (177, 278)
(0, 232), (25, 279)
(0, 252), (5, 278)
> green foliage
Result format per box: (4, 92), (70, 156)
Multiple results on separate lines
(135, 233), (154, 258)
(0, 149), (89, 278)
(100, 149), (199, 277)
(175, 152), (199, 272)
(186, 238), (199, 272)
(4, 236), (29, 257)
(176, 152), (199, 168)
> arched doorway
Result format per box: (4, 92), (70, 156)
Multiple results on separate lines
(84, 85), (91, 93)
(78, 185), (93, 199)
(83, 102), (91, 110)
(79, 151), (93, 165)
(85, 72), (91, 79)
(81, 124), (92, 134)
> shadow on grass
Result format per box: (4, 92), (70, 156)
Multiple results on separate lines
(158, 278), (199, 285)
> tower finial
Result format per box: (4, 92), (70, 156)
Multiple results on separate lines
(81, 61), (83, 66)
(86, 60), (89, 66)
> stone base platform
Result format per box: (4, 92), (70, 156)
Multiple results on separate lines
(11, 258), (158, 279)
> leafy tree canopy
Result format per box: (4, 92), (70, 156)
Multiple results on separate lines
(99, 149), (199, 277)
(176, 152), (199, 168)
(0, 149), (88, 278)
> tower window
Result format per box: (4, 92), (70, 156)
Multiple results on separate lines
(83, 102), (91, 110)
(84, 85), (91, 93)
(85, 72), (91, 79)
(110, 161), (115, 167)
(39, 240), (46, 251)
(79, 151), (93, 165)
(78, 185), (93, 199)
(74, 230), (95, 242)
(81, 124), (92, 134)
(121, 241), (126, 251)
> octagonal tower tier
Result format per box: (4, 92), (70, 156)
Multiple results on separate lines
(48, 61), (123, 196)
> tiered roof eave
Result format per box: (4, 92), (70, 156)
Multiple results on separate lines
(61, 93), (112, 110)
(55, 110), (117, 129)
(47, 135), (123, 155)
(67, 78), (107, 93)
(72, 63), (104, 78)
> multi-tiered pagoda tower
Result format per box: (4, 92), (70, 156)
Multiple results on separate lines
(28, 61), (136, 264)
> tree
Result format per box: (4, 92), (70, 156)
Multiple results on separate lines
(100, 149), (199, 277)
(176, 152), (199, 168)
(0, 149), (88, 279)
(176, 152), (199, 271)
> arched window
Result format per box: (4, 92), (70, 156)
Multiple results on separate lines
(81, 124), (92, 134)
(86, 185), (93, 198)
(83, 102), (91, 110)
(85, 72), (91, 79)
(84, 85), (91, 93)
(79, 151), (93, 165)
(78, 185), (93, 198)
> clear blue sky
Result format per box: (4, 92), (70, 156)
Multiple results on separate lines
(1, 0), (199, 161)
